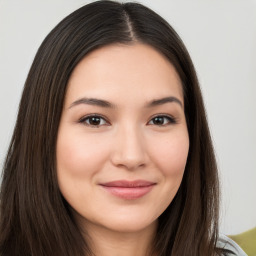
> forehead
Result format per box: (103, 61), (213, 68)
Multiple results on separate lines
(65, 43), (184, 106)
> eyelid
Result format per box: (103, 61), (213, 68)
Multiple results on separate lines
(77, 113), (177, 127)
(78, 114), (110, 127)
(147, 114), (177, 126)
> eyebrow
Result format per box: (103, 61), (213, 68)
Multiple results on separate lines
(146, 96), (183, 108)
(69, 96), (183, 109)
(69, 98), (116, 109)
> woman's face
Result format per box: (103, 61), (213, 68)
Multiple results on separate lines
(56, 43), (189, 233)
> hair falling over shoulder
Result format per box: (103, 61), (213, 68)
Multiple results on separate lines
(0, 1), (231, 256)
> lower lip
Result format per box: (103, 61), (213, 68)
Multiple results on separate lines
(100, 185), (155, 200)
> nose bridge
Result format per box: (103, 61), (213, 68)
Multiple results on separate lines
(111, 122), (147, 170)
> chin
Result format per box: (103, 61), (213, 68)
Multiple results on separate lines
(98, 214), (158, 234)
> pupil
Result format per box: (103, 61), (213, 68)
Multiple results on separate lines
(153, 117), (164, 125)
(90, 117), (100, 125)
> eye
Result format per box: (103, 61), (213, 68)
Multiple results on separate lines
(79, 115), (109, 127)
(148, 115), (176, 126)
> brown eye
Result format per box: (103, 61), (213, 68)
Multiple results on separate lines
(79, 115), (108, 127)
(148, 115), (176, 126)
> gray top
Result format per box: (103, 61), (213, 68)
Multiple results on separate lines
(217, 234), (247, 256)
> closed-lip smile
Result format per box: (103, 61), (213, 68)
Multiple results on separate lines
(99, 180), (156, 200)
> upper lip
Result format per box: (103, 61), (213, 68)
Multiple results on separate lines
(100, 180), (156, 188)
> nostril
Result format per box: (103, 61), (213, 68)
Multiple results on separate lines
(110, 147), (147, 170)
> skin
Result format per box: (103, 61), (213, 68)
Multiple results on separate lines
(56, 43), (189, 256)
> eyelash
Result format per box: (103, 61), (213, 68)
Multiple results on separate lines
(78, 114), (177, 128)
(78, 114), (109, 128)
(148, 115), (177, 126)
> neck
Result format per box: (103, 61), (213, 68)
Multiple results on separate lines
(82, 220), (158, 256)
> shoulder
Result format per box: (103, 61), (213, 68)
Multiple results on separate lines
(217, 234), (248, 256)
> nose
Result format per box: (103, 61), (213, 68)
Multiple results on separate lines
(110, 125), (148, 170)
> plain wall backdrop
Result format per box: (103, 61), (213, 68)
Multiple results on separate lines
(0, 0), (255, 235)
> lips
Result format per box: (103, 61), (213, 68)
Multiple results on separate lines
(99, 180), (156, 200)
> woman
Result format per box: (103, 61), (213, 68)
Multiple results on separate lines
(0, 1), (247, 255)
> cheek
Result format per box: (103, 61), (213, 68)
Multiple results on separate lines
(149, 131), (189, 178)
(56, 128), (111, 209)
(145, 130), (189, 217)
(56, 129), (109, 178)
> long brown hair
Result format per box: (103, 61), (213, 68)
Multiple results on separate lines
(0, 1), (231, 255)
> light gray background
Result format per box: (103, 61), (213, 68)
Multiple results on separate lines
(0, 0), (255, 235)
